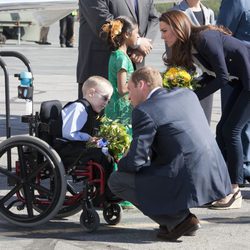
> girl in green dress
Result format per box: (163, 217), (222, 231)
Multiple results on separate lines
(101, 16), (139, 208)
(101, 16), (139, 133)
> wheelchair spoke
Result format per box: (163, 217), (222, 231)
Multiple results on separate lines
(27, 161), (50, 181)
(30, 183), (52, 198)
(23, 185), (34, 217)
(0, 166), (21, 183)
(17, 146), (35, 217)
(0, 136), (66, 227)
(17, 145), (26, 171)
(0, 183), (22, 205)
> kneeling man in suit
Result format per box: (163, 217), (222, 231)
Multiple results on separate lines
(108, 66), (232, 241)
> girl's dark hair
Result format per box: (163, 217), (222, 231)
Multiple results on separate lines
(100, 16), (137, 51)
(159, 10), (232, 70)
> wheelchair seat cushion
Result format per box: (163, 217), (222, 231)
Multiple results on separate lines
(40, 100), (62, 123)
(39, 100), (63, 138)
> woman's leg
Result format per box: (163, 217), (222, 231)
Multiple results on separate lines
(222, 90), (250, 184)
(216, 84), (242, 160)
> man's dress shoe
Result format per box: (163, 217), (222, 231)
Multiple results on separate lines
(156, 213), (200, 241)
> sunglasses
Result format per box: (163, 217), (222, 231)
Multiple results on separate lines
(95, 90), (110, 102)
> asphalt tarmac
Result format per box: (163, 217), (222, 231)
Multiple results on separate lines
(0, 21), (250, 250)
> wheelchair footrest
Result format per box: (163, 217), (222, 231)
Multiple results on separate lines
(67, 179), (85, 194)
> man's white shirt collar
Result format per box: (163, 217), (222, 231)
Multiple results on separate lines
(147, 87), (161, 99)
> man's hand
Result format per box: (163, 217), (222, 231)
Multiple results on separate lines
(138, 37), (152, 55)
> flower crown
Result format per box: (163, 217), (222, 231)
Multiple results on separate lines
(102, 20), (123, 43)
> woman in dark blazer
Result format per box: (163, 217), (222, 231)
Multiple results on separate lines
(159, 10), (250, 209)
(171, 0), (215, 124)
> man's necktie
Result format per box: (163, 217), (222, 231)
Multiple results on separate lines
(134, 0), (139, 18)
(130, 0), (138, 19)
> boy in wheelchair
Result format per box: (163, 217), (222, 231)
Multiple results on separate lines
(39, 76), (117, 204)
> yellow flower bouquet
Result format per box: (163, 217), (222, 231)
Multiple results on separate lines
(162, 67), (199, 90)
(87, 116), (131, 160)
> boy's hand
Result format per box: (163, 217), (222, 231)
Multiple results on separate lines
(88, 136), (98, 144)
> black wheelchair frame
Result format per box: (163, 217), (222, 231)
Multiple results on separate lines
(0, 51), (122, 232)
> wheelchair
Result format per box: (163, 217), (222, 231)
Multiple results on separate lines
(0, 52), (122, 232)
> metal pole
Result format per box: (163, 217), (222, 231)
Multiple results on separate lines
(0, 57), (11, 139)
(0, 57), (12, 173)
(0, 51), (33, 75)
(0, 51), (34, 125)
(17, 24), (21, 45)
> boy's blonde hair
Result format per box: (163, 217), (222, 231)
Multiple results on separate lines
(81, 76), (112, 96)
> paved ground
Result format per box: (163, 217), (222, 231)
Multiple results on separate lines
(0, 22), (250, 250)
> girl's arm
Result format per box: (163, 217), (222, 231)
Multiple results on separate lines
(117, 69), (129, 96)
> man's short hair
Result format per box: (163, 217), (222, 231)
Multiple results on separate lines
(82, 76), (112, 96)
(131, 66), (162, 90)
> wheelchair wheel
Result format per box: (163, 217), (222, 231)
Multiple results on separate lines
(56, 202), (82, 218)
(35, 200), (82, 219)
(0, 136), (66, 227)
(103, 203), (123, 225)
(80, 208), (100, 232)
(34, 180), (83, 218)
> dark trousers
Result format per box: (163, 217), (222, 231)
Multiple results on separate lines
(59, 14), (74, 46)
(54, 141), (114, 199)
(199, 94), (213, 125)
(108, 171), (189, 231)
(217, 84), (250, 184)
(221, 84), (250, 179)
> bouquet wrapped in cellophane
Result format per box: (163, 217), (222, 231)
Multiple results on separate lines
(162, 67), (200, 90)
(87, 116), (131, 160)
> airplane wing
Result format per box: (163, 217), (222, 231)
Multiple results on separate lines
(0, 0), (78, 42)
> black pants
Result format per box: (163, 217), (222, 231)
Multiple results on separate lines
(108, 171), (189, 231)
(221, 84), (250, 179)
(199, 94), (213, 125)
(54, 141), (114, 199)
(216, 85), (250, 184)
(59, 14), (74, 46)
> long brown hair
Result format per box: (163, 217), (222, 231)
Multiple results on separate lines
(159, 10), (232, 70)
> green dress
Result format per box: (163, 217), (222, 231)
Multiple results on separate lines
(105, 50), (134, 209)
(105, 50), (134, 130)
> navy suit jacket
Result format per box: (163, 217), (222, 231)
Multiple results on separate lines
(193, 30), (250, 100)
(118, 88), (231, 215)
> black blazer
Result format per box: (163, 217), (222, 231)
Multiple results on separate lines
(193, 30), (250, 100)
(118, 88), (232, 215)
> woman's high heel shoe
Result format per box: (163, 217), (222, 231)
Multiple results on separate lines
(210, 189), (242, 210)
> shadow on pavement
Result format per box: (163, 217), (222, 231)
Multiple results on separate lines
(0, 219), (156, 244)
(0, 114), (29, 137)
(204, 216), (250, 225)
